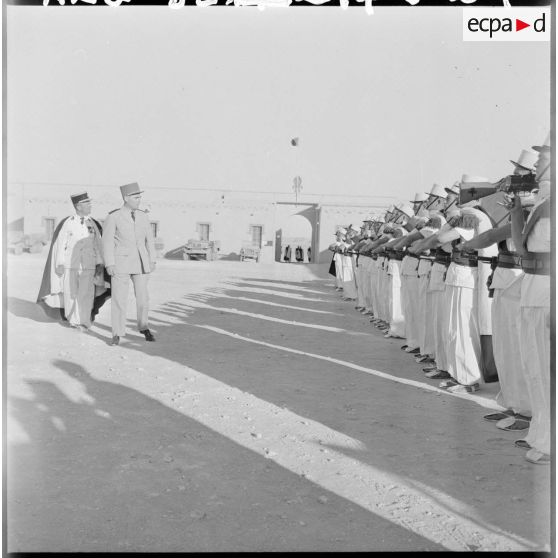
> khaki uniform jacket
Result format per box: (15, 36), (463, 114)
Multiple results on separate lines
(102, 206), (156, 274)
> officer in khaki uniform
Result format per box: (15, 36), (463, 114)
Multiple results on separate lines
(103, 182), (157, 345)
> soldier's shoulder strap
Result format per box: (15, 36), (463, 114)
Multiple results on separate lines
(108, 208), (120, 215)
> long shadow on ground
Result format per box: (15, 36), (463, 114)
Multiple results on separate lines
(8, 360), (443, 552)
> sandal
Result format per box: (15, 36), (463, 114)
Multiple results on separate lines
(425, 370), (451, 379)
(439, 379), (458, 389)
(447, 383), (480, 394)
(496, 417), (530, 431)
(525, 449), (550, 465)
(483, 410), (514, 422)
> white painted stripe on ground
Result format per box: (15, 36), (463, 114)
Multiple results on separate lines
(115, 359), (536, 552)
(192, 325), (506, 412)
(214, 294), (343, 315)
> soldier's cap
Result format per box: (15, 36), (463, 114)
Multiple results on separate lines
(510, 149), (538, 171)
(395, 202), (414, 219)
(425, 183), (448, 199)
(532, 133), (550, 153)
(336, 228), (347, 235)
(410, 192), (429, 204)
(71, 192), (91, 205)
(120, 182), (144, 198)
(444, 182), (460, 196)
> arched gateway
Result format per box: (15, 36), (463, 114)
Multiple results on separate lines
(274, 203), (319, 264)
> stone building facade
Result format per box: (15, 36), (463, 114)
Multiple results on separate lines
(7, 183), (396, 264)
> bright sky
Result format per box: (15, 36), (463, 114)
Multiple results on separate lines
(7, 5), (551, 201)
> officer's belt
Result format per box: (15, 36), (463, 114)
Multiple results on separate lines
(496, 252), (521, 270)
(418, 255), (435, 262)
(521, 253), (551, 275)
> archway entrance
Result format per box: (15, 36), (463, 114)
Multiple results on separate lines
(274, 203), (318, 263)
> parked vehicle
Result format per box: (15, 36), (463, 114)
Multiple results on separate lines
(182, 239), (220, 261)
(8, 231), (47, 255)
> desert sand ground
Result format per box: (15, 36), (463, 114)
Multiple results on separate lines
(6, 253), (551, 552)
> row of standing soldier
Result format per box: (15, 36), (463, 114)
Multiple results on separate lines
(328, 134), (551, 466)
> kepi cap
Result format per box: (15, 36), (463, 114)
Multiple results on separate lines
(71, 191), (91, 205)
(410, 192), (428, 203)
(510, 149), (538, 171)
(444, 182), (460, 196)
(426, 184), (448, 199)
(120, 182), (144, 198)
(395, 202), (414, 219)
(532, 133), (550, 153)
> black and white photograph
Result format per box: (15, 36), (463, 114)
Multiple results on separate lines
(4, 0), (553, 552)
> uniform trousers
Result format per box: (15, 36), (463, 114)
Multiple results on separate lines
(355, 258), (366, 308)
(369, 260), (379, 316)
(370, 263), (378, 316)
(360, 258), (372, 311)
(334, 253), (343, 288)
(401, 275), (420, 349)
(380, 261), (389, 321)
(417, 272), (432, 356)
(518, 273), (550, 455)
(446, 282), (482, 386)
(388, 261), (405, 337)
(341, 255), (357, 299)
(63, 268), (95, 327)
(429, 263), (449, 371)
(493, 285), (531, 415)
(111, 272), (150, 336)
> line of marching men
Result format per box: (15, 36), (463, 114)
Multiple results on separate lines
(328, 134), (551, 466)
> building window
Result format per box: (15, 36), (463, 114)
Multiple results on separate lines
(150, 222), (159, 238)
(44, 217), (56, 240)
(250, 225), (263, 248)
(198, 222), (211, 241)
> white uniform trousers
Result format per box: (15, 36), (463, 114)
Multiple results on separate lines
(417, 274), (431, 355)
(355, 257), (366, 308)
(63, 268), (95, 328)
(341, 255), (357, 299)
(446, 283), (482, 386)
(402, 275), (420, 349)
(429, 263), (449, 371)
(360, 257), (372, 311)
(111, 273), (150, 337)
(493, 286), (531, 415)
(422, 290), (436, 357)
(380, 262), (389, 321)
(388, 261), (405, 337)
(519, 306), (550, 454)
(334, 253), (343, 288)
(368, 258), (378, 315)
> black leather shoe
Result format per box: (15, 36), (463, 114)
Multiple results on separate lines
(140, 329), (156, 342)
(110, 335), (120, 346)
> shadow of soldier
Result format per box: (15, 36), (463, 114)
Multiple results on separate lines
(7, 359), (441, 553)
(8, 297), (65, 324)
